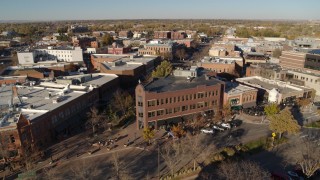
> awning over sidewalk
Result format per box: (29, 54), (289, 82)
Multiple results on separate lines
(231, 105), (242, 110)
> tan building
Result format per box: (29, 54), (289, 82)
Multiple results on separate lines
(199, 59), (236, 75)
(280, 51), (320, 74)
(237, 76), (312, 104)
(224, 83), (258, 108)
(279, 51), (306, 70)
(138, 43), (173, 58)
(209, 44), (241, 57)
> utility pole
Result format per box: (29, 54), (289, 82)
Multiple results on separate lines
(158, 140), (160, 180)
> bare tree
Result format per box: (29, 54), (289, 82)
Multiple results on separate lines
(291, 136), (320, 178)
(217, 160), (270, 180)
(86, 107), (102, 134)
(175, 48), (187, 60)
(70, 160), (100, 180)
(113, 89), (134, 118)
(160, 141), (183, 177)
(40, 166), (61, 180)
(184, 134), (213, 171)
(111, 153), (131, 180)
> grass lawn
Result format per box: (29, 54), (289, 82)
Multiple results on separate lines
(305, 121), (320, 128)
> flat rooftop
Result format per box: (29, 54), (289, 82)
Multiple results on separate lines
(0, 85), (86, 125)
(225, 83), (257, 96)
(101, 61), (143, 71)
(236, 76), (310, 94)
(0, 73), (118, 128)
(144, 75), (223, 93)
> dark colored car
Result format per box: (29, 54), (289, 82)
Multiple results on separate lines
(271, 171), (292, 180)
(229, 119), (242, 128)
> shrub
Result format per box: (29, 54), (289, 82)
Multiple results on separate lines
(212, 153), (225, 162)
(223, 147), (236, 156)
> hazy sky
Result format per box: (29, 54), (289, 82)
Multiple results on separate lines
(1, 0), (319, 21)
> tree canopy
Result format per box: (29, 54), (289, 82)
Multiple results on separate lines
(142, 127), (155, 145)
(102, 34), (113, 46)
(264, 103), (280, 117)
(151, 61), (172, 78)
(269, 108), (300, 138)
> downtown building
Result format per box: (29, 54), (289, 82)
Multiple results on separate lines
(135, 67), (225, 129)
(17, 46), (83, 65)
(0, 73), (119, 156)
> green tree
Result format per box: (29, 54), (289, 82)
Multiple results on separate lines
(102, 34), (113, 46)
(269, 108), (300, 138)
(151, 60), (172, 78)
(142, 127), (155, 145)
(264, 103), (280, 117)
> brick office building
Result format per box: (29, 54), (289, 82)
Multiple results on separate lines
(135, 68), (225, 129)
(171, 31), (187, 40)
(154, 31), (171, 39)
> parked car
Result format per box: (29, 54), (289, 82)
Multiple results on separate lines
(229, 119), (242, 128)
(213, 125), (224, 132)
(220, 123), (231, 129)
(200, 128), (215, 134)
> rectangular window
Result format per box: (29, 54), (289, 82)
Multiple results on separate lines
(138, 101), (143, 106)
(166, 108), (173, 114)
(182, 105), (188, 111)
(148, 111), (156, 118)
(194, 94), (197, 99)
(197, 102), (204, 108)
(169, 98), (172, 103)
(161, 99), (164, 105)
(157, 99), (160, 106)
(157, 109), (164, 116)
(205, 102), (208, 107)
(173, 97), (176, 103)
(166, 98), (168, 104)
(174, 107), (180, 113)
(147, 100), (156, 107)
(216, 90), (218, 96)
(138, 113), (143, 117)
(186, 95), (189, 101)
(182, 96), (184, 101)
(178, 96), (180, 102)
(198, 92), (204, 98)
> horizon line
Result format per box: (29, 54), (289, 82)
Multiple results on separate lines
(1, 18), (320, 23)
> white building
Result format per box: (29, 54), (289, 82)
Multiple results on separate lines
(18, 46), (83, 65)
